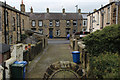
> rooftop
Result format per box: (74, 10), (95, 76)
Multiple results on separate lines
(27, 12), (83, 20)
(0, 1), (29, 17)
(0, 43), (10, 54)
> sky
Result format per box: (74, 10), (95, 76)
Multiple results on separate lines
(0, 0), (109, 13)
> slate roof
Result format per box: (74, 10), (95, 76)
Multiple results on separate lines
(27, 13), (83, 20)
(0, 43), (10, 54)
(81, 13), (88, 19)
(88, 1), (120, 16)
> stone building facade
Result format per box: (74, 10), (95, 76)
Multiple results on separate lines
(27, 8), (84, 38)
(0, 1), (30, 44)
(87, 0), (120, 32)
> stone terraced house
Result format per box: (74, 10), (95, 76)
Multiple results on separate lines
(27, 7), (88, 38)
(0, 1), (30, 44)
(87, 0), (120, 32)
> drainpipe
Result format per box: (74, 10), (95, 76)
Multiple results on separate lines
(4, 1), (7, 44)
(3, 62), (6, 80)
(19, 14), (22, 42)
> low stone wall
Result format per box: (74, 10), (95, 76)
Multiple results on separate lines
(23, 35), (48, 62)
(70, 38), (90, 77)
(78, 41), (89, 77)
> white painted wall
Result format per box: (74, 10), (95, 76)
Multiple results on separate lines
(0, 65), (4, 80)
(5, 44), (23, 78)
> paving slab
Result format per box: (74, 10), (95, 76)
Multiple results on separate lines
(26, 39), (73, 78)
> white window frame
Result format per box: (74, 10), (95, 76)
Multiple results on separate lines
(107, 6), (110, 23)
(56, 20), (60, 27)
(56, 30), (60, 36)
(73, 20), (77, 26)
(49, 20), (53, 27)
(97, 12), (99, 25)
(83, 20), (87, 26)
(32, 20), (36, 27)
(0, 11), (2, 31)
(38, 20), (43, 27)
(66, 20), (70, 26)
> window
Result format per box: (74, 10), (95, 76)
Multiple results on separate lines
(0, 11), (1, 31)
(83, 20), (87, 26)
(107, 6), (110, 23)
(22, 19), (24, 30)
(16, 14), (19, 26)
(73, 20), (77, 26)
(55, 20), (60, 27)
(66, 20), (70, 26)
(12, 17), (15, 31)
(9, 35), (12, 44)
(38, 20), (43, 27)
(97, 12), (99, 25)
(73, 30), (76, 33)
(49, 20), (53, 27)
(56, 30), (60, 36)
(39, 29), (43, 34)
(6, 11), (8, 26)
(32, 20), (36, 27)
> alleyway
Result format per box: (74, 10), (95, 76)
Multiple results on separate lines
(26, 39), (73, 78)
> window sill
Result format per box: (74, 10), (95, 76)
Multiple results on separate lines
(106, 22), (110, 25)
(97, 24), (99, 25)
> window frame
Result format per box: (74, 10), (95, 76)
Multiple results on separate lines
(12, 17), (16, 31)
(49, 20), (53, 27)
(73, 20), (77, 26)
(38, 20), (43, 27)
(56, 30), (60, 36)
(83, 20), (87, 26)
(0, 11), (2, 31)
(32, 20), (36, 27)
(22, 19), (24, 31)
(66, 20), (70, 26)
(55, 20), (60, 27)
(107, 6), (110, 23)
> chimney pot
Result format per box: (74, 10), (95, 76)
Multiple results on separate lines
(63, 8), (65, 13)
(47, 8), (49, 13)
(31, 6), (33, 13)
(78, 9), (81, 13)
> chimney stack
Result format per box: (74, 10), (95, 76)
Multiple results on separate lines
(109, 0), (120, 3)
(62, 8), (65, 14)
(31, 6), (33, 13)
(94, 9), (97, 12)
(20, 0), (25, 12)
(47, 8), (49, 13)
(78, 9), (81, 14)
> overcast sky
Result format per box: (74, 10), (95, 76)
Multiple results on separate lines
(0, 0), (109, 13)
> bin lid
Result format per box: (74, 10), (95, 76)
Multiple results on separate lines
(11, 64), (24, 67)
(14, 61), (27, 65)
(72, 51), (80, 54)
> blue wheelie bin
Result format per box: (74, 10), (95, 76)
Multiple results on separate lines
(14, 61), (27, 79)
(72, 51), (80, 64)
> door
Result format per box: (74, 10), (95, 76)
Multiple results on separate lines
(49, 29), (53, 38)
